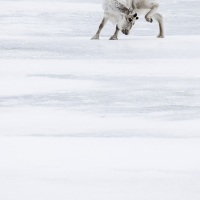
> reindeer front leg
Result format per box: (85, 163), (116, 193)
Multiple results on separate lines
(145, 3), (159, 23)
(91, 17), (108, 40)
(109, 25), (120, 40)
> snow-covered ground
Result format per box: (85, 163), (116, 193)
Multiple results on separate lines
(0, 0), (200, 199)
(1, 137), (200, 200)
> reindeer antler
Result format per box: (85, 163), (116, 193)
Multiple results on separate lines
(104, 0), (137, 16)
(117, 5), (130, 15)
(110, 0), (130, 15)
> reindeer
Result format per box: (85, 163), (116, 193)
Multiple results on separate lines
(91, 0), (164, 40)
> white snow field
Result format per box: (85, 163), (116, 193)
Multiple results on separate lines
(0, 0), (200, 200)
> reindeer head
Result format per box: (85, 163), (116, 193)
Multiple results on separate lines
(115, 5), (139, 35)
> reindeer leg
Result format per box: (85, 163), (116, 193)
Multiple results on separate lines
(91, 17), (108, 40)
(109, 25), (120, 40)
(153, 13), (164, 38)
(145, 3), (159, 23)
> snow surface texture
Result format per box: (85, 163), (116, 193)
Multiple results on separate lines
(0, 0), (200, 200)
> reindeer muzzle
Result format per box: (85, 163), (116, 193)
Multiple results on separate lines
(122, 29), (129, 35)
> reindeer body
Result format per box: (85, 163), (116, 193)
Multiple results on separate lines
(91, 0), (164, 40)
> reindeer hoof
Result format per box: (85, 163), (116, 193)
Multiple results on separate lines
(145, 16), (153, 23)
(157, 34), (164, 38)
(91, 35), (99, 40)
(109, 36), (118, 40)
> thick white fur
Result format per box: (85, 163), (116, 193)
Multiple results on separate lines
(92, 0), (164, 40)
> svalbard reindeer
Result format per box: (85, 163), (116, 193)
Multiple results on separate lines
(91, 0), (139, 40)
(92, 0), (164, 40)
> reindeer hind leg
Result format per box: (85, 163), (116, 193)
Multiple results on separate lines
(152, 12), (164, 38)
